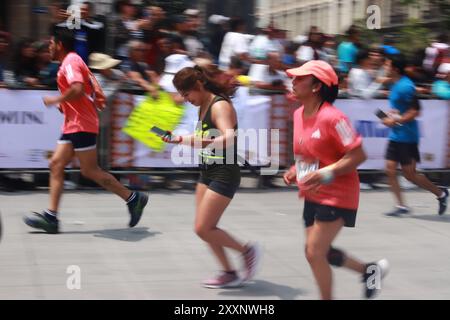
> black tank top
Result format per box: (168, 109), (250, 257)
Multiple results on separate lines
(196, 95), (238, 166)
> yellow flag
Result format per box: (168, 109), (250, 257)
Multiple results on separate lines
(123, 91), (185, 152)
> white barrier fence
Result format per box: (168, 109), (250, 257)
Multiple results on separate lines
(0, 89), (449, 170)
(0, 89), (63, 168)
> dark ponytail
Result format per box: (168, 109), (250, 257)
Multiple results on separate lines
(173, 65), (236, 100)
(312, 76), (339, 103)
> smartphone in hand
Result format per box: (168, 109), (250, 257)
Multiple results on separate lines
(375, 109), (388, 119)
(150, 126), (172, 140)
(375, 109), (403, 127)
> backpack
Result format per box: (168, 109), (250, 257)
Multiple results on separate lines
(86, 69), (106, 111)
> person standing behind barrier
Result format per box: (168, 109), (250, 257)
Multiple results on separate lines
(337, 25), (360, 74)
(0, 31), (10, 86)
(162, 65), (261, 289)
(347, 49), (384, 99)
(13, 39), (39, 87)
(23, 28), (148, 234)
(283, 60), (389, 299)
(218, 17), (250, 70)
(296, 26), (325, 65)
(34, 41), (60, 89)
(432, 63), (450, 100)
(382, 54), (448, 216)
(88, 52), (125, 99)
(113, 0), (144, 60)
(248, 51), (289, 95)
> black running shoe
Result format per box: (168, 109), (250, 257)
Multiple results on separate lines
(23, 211), (59, 234)
(127, 192), (149, 227)
(362, 259), (389, 299)
(384, 207), (410, 217)
(438, 188), (448, 215)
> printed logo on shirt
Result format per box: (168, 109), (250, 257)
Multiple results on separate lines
(335, 119), (354, 146)
(311, 129), (321, 139)
(65, 64), (74, 80)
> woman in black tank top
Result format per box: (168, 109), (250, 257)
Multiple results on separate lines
(162, 65), (262, 289)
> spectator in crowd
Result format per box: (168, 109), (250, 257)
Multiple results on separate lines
(432, 63), (450, 100)
(381, 34), (400, 56)
(282, 41), (299, 69)
(34, 41), (59, 89)
(207, 15), (229, 63)
(89, 52), (124, 99)
(272, 28), (288, 54)
(337, 25), (360, 74)
(122, 40), (151, 81)
(249, 25), (283, 61)
(143, 6), (167, 71)
(322, 35), (338, 67)
(423, 33), (449, 78)
(168, 14), (203, 59)
(50, 2), (105, 64)
(183, 9), (205, 58)
(185, 9), (201, 30)
(113, 0), (145, 60)
(153, 36), (172, 75)
(13, 39), (39, 87)
(219, 17), (250, 70)
(70, 1), (106, 64)
(248, 51), (288, 94)
(122, 40), (158, 97)
(170, 15), (189, 39)
(347, 49), (383, 99)
(0, 31), (10, 86)
(404, 49), (433, 95)
(228, 56), (246, 79)
(368, 47), (386, 77)
(296, 26), (325, 64)
(159, 36), (194, 103)
(367, 48), (393, 95)
(48, 1), (70, 36)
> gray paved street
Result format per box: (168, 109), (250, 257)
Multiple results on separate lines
(1, 185), (449, 300)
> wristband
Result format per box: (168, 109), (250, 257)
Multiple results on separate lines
(318, 167), (334, 184)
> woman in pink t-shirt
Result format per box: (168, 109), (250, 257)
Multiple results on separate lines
(284, 60), (389, 300)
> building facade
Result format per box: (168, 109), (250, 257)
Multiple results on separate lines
(256, 0), (444, 36)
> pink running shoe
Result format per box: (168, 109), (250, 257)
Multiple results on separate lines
(202, 271), (242, 289)
(242, 243), (262, 281)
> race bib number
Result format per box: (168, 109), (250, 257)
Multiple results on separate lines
(295, 157), (319, 182)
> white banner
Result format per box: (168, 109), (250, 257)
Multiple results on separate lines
(1, 89), (448, 170)
(334, 99), (450, 169)
(0, 89), (63, 168)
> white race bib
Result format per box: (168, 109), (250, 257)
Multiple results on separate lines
(295, 157), (319, 182)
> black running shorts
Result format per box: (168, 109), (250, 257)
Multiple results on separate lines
(303, 200), (357, 228)
(58, 132), (97, 151)
(385, 140), (420, 165)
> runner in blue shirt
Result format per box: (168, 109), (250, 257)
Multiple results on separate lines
(382, 54), (448, 216)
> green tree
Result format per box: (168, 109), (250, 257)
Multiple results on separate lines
(400, 0), (450, 30)
(354, 18), (383, 48)
(395, 19), (430, 58)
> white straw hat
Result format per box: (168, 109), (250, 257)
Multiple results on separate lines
(88, 53), (122, 70)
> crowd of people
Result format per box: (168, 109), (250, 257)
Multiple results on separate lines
(0, 0), (449, 100)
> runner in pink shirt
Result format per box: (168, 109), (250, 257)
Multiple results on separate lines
(283, 60), (389, 299)
(24, 28), (148, 234)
